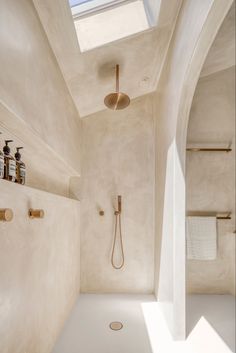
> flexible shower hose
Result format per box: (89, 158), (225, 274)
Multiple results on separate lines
(111, 212), (124, 269)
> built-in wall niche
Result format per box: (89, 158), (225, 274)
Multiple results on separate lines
(0, 105), (80, 198)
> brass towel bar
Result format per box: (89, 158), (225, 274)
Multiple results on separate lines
(216, 214), (231, 220)
(186, 147), (232, 152)
(187, 212), (232, 220)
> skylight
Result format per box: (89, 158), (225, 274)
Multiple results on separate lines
(69, 0), (125, 17)
(69, 0), (160, 52)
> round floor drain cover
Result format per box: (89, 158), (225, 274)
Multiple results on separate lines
(109, 322), (123, 331)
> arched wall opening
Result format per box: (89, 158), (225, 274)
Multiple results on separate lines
(185, 3), (235, 349)
(154, 0), (234, 340)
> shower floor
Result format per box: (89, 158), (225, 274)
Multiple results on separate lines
(52, 294), (154, 353)
(52, 294), (235, 353)
(187, 294), (235, 352)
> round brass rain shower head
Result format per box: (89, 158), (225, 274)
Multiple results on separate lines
(104, 65), (130, 110)
(104, 92), (130, 110)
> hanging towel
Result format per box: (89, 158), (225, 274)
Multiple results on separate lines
(186, 216), (217, 260)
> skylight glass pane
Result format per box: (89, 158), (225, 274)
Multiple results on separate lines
(69, 0), (93, 7)
(69, 0), (123, 16)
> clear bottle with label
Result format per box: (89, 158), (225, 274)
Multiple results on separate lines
(3, 140), (16, 182)
(0, 132), (4, 179)
(15, 147), (26, 185)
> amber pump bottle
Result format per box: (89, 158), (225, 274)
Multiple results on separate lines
(0, 132), (4, 179)
(3, 140), (16, 182)
(15, 147), (26, 185)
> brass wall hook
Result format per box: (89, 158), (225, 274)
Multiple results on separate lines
(29, 209), (44, 219)
(0, 208), (14, 222)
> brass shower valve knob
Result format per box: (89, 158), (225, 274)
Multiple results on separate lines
(29, 208), (44, 219)
(0, 208), (14, 222)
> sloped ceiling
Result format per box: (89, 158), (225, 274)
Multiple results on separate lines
(32, 0), (182, 117)
(201, 2), (235, 77)
(32, 0), (234, 118)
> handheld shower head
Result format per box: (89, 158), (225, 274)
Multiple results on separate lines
(111, 195), (124, 269)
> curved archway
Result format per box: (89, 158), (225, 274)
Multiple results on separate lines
(154, 0), (233, 340)
(185, 4), (235, 348)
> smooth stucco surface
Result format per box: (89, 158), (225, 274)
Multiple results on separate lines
(0, 180), (80, 353)
(0, 0), (82, 197)
(80, 95), (155, 293)
(201, 3), (235, 77)
(0, 0), (235, 349)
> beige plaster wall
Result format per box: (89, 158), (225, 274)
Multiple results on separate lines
(200, 2), (235, 78)
(0, 0), (82, 196)
(0, 179), (80, 353)
(80, 95), (155, 293)
(186, 66), (236, 295)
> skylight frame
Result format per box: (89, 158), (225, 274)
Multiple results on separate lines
(70, 0), (131, 18)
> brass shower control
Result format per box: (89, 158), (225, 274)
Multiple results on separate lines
(0, 208), (13, 222)
(29, 208), (44, 219)
(99, 210), (104, 216)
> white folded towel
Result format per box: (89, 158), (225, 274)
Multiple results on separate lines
(186, 216), (217, 260)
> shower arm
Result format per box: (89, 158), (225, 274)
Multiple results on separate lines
(116, 65), (119, 93)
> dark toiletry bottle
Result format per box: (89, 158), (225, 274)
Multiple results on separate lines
(0, 133), (4, 179)
(3, 140), (16, 182)
(15, 147), (26, 185)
